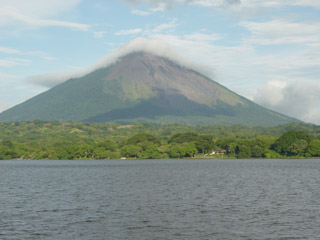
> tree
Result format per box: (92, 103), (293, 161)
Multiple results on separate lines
(306, 139), (320, 157)
(288, 139), (308, 156)
(0, 146), (17, 159)
(237, 145), (252, 158)
(96, 140), (117, 151)
(216, 138), (236, 154)
(137, 142), (159, 159)
(182, 142), (198, 157)
(126, 133), (160, 146)
(121, 145), (141, 158)
(93, 147), (109, 159)
(168, 132), (199, 143)
(169, 143), (185, 158)
(251, 145), (264, 158)
(195, 135), (214, 154)
(272, 131), (313, 156)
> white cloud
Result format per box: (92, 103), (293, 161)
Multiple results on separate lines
(122, 0), (320, 11)
(0, 0), (90, 31)
(35, 19), (89, 31)
(254, 80), (320, 124)
(0, 46), (21, 54)
(187, 0), (240, 7)
(131, 9), (152, 16)
(152, 20), (178, 33)
(42, 56), (57, 61)
(115, 28), (143, 35)
(150, 3), (168, 11)
(122, 0), (240, 8)
(0, 7), (90, 31)
(0, 58), (30, 67)
(286, 0), (320, 9)
(0, 0), (82, 18)
(184, 33), (222, 42)
(241, 20), (320, 45)
(0, 46), (57, 62)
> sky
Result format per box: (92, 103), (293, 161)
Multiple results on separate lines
(0, 0), (320, 125)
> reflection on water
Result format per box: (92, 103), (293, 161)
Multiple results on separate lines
(1, 159), (320, 240)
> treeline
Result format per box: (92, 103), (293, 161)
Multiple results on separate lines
(0, 121), (319, 159)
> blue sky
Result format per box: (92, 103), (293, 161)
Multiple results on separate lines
(1, 0), (320, 124)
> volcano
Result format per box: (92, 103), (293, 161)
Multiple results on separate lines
(0, 51), (299, 126)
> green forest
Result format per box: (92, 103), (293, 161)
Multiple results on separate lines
(0, 121), (320, 160)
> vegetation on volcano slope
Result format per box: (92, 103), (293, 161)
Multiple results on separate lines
(0, 121), (319, 160)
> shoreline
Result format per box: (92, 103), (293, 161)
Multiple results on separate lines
(1, 157), (319, 161)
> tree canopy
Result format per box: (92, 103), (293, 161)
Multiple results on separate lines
(0, 121), (319, 160)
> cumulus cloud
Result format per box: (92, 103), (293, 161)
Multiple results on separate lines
(254, 81), (320, 124)
(27, 38), (200, 88)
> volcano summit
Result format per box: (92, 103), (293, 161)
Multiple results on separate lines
(0, 50), (298, 126)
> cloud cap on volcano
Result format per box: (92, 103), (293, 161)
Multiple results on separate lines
(27, 38), (198, 88)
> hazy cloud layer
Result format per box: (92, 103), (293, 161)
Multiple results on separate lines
(241, 20), (320, 45)
(123, 0), (240, 9)
(0, 46), (57, 62)
(0, 0), (89, 30)
(0, 46), (21, 54)
(0, 0), (82, 18)
(131, 9), (152, 15)
(0, 58), (30, 67)
(123, 0), (320, 9)
(152, 20), (177, 33)
(115, 28), (143, 35)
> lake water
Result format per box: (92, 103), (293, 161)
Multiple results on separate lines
(1, 159), (320, 240)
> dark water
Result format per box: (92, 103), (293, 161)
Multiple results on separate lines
(1, 159), (320, 240)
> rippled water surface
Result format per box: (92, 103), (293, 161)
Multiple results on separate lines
(1, 159), (320, 240)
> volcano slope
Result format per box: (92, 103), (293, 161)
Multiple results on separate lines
(0, 52), (299, 126)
